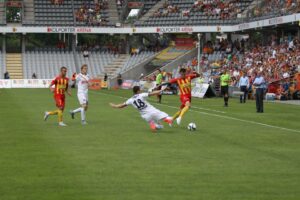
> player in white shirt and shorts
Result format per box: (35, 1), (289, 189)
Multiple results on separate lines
(70, 64), (90, 125)
(110, 86), (173, 131)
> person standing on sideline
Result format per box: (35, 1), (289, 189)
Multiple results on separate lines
(238, 72), (249, 103)
(220, 69), (231, 107)
(253, 71), (265, 113)
(155, 69), (163, 103)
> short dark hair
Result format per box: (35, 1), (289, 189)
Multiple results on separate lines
(133, 86), (140, 94)
(157, 69), (161, 72)
(179, 68), (186, 73)
(81, 64), (87, 70)
(61, 66), (67, 71)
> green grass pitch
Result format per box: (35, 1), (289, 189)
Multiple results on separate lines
(0, 88), (299, 200)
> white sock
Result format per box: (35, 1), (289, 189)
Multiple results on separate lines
(155, 122), (163, 129)
(73, 107), (82, 114)
(166, 116), (172, 121)
(80, 108), (86, 121)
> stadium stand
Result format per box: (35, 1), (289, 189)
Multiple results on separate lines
(121, 51), (156, 72)
(0, 50), (4, 78)
(74, 0), (108, 26)
(147, 36), (300, 99)
(21, 0), (300, 27)
(22, 0), (35, 26)
(249, 0), (300, 20)
(0, 1), (5, 25)
(33, 0), (74, 26)
(22, 50), (156, 79)
(75, 51), (117, 78)
(6, 54), (23, 79)
(23, 51), (76, 79)
(135, 0), (254, 26)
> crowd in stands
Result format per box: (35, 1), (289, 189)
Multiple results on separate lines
(200, 36), (300, 100)
(154, 2), (179, 17)
(75, 1), (109, 26)
(50, 0), (63, 5)
(153, 0), (245, 19)
(151, 0), (300, 22)
(147, 35), (300, 100)
(117, 0), (125, 6)
(192, 0), (243, 19)
(252, 0), (300, 18)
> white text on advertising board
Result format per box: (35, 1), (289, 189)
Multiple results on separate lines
(47, 27), (92, 33)
(238, 23), (250, 30)
(47, 27), (75, 33)
(156, 27), (193, 33)
(268, 17), (283, 25)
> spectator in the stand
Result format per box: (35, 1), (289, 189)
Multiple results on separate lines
(32, 73), (37, 79)
(104, 73), (108, 82)
(4, 71), (10, 79)
(83, 49), (89, 58)
(51, 0), (63, 5)
(57, 40), (66, 49)
(238, 72), (249, 103)
(75, 1), (108, 26)
(117, 0), (121, 6)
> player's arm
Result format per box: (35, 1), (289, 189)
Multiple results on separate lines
(153, 82), (169, 90)
(148, 90), (164, 96)
(154, 77), (178, 90)
(189, 71), (201, 79)
(66, 82), (72, 96)
(110, 103), (127, 109)
(49, 78), (56, 92)
(49, 78), (56, 88)
(87, 79), (93, 87)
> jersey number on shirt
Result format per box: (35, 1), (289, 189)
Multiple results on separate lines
(133, 99), (146, 109)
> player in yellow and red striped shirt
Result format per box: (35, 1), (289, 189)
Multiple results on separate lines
(44, 66), (71, 126)
(168, 68), (199, 125)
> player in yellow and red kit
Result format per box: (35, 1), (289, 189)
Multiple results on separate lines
(44, 66), (71, 126)
(165, 68), (199, 125)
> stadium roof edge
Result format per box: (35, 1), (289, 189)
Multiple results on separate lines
(1, 13), (299, 34)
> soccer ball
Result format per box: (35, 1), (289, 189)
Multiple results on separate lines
(187, 123), (197, 131)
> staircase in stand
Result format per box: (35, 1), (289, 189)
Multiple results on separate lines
(0, 1), (5, 25)
(139, 0), (165, 21)
(108, 0), (120, 26)
(6, 54), (23, 79)
(104, 54), (129, 78)
(23, 0), (35, 25)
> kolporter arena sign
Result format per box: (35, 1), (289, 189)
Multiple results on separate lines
(47, 27), (92, 33)
(156, 27), (193, 33)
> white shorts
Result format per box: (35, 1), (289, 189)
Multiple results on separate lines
(141, 108), (168, 123)
(77, 93), (88, 105)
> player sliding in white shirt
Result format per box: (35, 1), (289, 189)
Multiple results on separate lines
(70, 64), (91, 125)
(110, 85), (173, 131)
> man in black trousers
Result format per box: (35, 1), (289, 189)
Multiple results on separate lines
(253, 72), (266, 113)
(238, 72), (249, 103)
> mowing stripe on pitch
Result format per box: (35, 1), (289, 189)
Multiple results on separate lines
(92, 91), (300, 133)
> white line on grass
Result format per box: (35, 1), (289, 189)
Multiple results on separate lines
(191, 106), (226, 114)
(92, 91), (300, 133)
